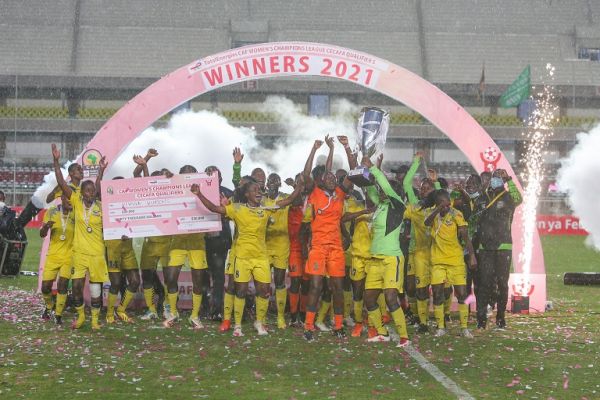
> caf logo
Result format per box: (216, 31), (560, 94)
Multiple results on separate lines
(313, 262), (319, 271)
(480, 146), (502, 172)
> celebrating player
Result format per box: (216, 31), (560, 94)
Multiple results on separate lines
(52, 144), (108, 330)
(425, 190), (477, 338)
(191, 175), (303, 336)
(302, 135), (355, 341)
(264, 172), (292, 329)
(39, 194), (74, 325)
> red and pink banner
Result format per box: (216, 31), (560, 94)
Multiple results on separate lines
(536, 215), (587, 235)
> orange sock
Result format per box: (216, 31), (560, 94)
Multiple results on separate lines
(300, 294), (308, 313)
(305, 311), (316, 330)
(289, 293), (300, 314)
(334, 314), (343, 330)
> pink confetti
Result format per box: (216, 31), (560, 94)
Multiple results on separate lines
(563, 375), (569, 389)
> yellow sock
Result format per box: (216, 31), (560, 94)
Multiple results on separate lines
(444, 294), (452, 316)
(42, 292), (54, 310)
(275, 288), (287, 319)
(316, 301), (331, 324)
(458, 303), (468, 328)
(191, 293), (202, 319)
(167, 292), (178, 317)
(107, 292), (118, 315)
(417, 299), (429, 325)
(117, 290), (135, 313)
(256, 296), (269, 324)
(91, 307), (100, 328)
(74, 305), (85, 328)
(434, 304), (445, 329)
(55, 293), (67, 317)
(223, 293), (234, 321)
(391, 307), (408, 339)
(343, 290), (352, 319)
(353, 299), (364, 323)
(408, 298), (417, 314)
(367, 308), (388, 336)
(377, 293), (389, 319)
(143, 288), (157, 314)
(234, 296), (245, 326)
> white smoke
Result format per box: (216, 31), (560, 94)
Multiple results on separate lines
(557, 125), (600, 250)
(106, 110), (266, 183)
(33, 97), (360, 206)
(31, 164), (71, 209)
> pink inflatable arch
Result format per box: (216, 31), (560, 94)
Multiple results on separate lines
(51, 42), (548, 310)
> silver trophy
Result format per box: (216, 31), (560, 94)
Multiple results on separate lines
(347, 107), (390, 186)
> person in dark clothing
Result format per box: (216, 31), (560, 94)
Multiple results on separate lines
(475, 168), (522, 330)
(203, 165), (234, 320)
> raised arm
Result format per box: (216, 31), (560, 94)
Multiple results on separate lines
(324, 135), (334, 174)
(498, 169), (522, 206)
(191, 183), (226, 215)
(45, 185), (60, 204)
(51, 144), (72, 199)
(232, 147), (244, 188)
(133, 154), (150, 178)
(337, 135), (357, 170)
(363, 157), (403, 204)
(275, 178), (304, 208)
(403, 153), (422, 205)
(424, 204), (442, 227)
(133, 148), (157, 177)
(95, 156), (108, 200)
(302, 139), (324, 182)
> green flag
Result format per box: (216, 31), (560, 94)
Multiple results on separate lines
(499, 65), (530, 108)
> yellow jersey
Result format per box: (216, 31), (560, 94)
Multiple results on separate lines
(404, 203), (433, 253)
(429, 207), (467, 266)
(170, 233), (205, 251)
(263, 194), (290, 255)
(53, 183), (79, 200)
(43, 205), (75, 262)
(344, 198), (372, 258)
(106, 237), (135, 258)
(69, 193), (104, 256)
(225, 203), (273, 259)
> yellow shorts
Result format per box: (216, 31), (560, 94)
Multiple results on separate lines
(42, 257), (72, 281)
(168, 249), (207, 270)
(107, 247), (138, 273)
(233, 256), (270, 284)
(365, 255), (404, 292)
(350, 256), (368, 281)
(431, 263), (466, 286)
(269, 253), (288, 270)
(413, 250), (432, 289)
(72, 252), (108, 283)
(139, 241), (169, 270)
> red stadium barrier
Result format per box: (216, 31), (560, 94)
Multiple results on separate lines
(537, 215), (587, 235)
(13, 206), (46, 229)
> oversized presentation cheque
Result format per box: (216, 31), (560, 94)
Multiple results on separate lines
(100, 173), (222, 240)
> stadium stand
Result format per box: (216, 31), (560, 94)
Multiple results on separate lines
(1, 0), (599, 203)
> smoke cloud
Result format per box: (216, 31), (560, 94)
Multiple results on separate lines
(557, 125), (600, 250)
(33, 96), (360, 206)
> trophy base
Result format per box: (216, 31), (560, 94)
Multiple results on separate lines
(348, 167), (373, 187)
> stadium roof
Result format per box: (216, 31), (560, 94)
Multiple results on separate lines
(2, 0), (600, 89)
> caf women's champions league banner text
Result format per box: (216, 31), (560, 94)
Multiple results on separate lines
(100, 173), (221, 240)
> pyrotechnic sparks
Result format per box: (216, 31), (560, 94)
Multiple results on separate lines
(518, 63), (557, 283)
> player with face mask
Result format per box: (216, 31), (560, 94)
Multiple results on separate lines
(475, 169), (522, 329)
